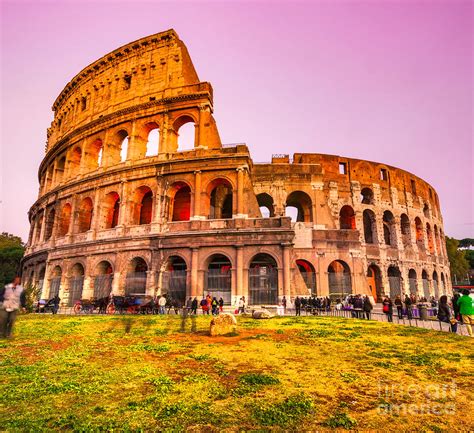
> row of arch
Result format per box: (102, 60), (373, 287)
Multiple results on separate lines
(42, 116), (199, 192)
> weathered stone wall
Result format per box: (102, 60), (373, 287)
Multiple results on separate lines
(21, 30), (451, 306)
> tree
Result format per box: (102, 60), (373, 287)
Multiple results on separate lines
(0, 232), (25, 288)
(445, 237), (469, 283)
(459, 238), (474, 248)
(464, 249), (474, 270)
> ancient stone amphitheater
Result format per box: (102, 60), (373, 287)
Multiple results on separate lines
(21, 29), (451, 307)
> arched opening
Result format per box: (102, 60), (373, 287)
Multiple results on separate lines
(363, 209), (377, 244)
(44, 208), (55, 241)
(49, 266), (62, 299)
(383, 211), (396, 246)
(360, 187), (374, 205)
(426, 223), (434, 254)
(415, 217), (423, 248)
(102, 192), (120, 229)
(434, 225), (441, 255)
(68, 263), (84, 306)
(45, 166), (54, 191)
(432, 271), (439, 299)
(285, 191), (313, 223)
(77, 197), (93, 233)
(125, 257), (148, 296)
(131, 186), (153, 225)
(367, 264), (382, 302)
(87, 139), (103, 170)
(328, 260), (352, 299)
(296, 259), (316, 295)
(145, 123), (160, 156)
(249, 254), (278, 305)
(38, 267), (46, 298)
(55, 156), (66, 184)
(422, 270), (430, 299)
(170, 182), (191, 222)
(400, 214), (411, 247)
(257, 193), (275, 218)
(423, 203), (430, 219)
(58, 203), (71, 237)
(118, 130), (129, 163)
(162, 256), (187, 305)
(209, 179), (233, 219)
(387, 266), (402, 299)
(35, 210), (44, 244)
(339, 205), (356, 230)
(441, 273), (446, 295)
(68, 147), (82, 177)
(93, 261), (113, 299)
(174, 116), (196, 151)
(206, 254), (232, 304)
(408, 269), (417, 294)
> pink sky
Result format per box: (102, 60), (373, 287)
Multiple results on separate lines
(1, 0), (472, 241)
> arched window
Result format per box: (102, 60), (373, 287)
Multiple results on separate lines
(367, 265), (382, 302)
(44, 208), (56, 241)
(328, 260), (352, 299)
(49, 266), (62, 299)
(87, 139), (103, 170)
(102, 192), (120, 229)
(45, 166), (54, 191)
(77, 198), (93, 233)
(58, 203), (71, 237)
(400, 214), (411, 247)
(162, 256), (187, 305)
(35, 210), (44, 243)
(249, 253), (278, 305)
(257, 193), (275, 218)
(207, 254), (232, 304)
(131, 186), (153, 225)
(296, 259), (316, 295)
(360, 188), (374, 205)
(68, 146), (82, 177)
(140, 192), (153, 225)
(423, 203), (430, 218)
(408, 269), (417, 294)
(55, 156), (66, 184)
(209, 179), (233, 219)
(440, 273), (446, 295)
(145, 122), (160, 156)
(363, 209), (377, 244)
(339, 205), (356, 230)
(432, 271), (439, 299)
(421, 270), (430, 299)
(118, 130), (129, 163)
(415, 217), (423, 248)
(125, 257), (148, 296)
(426, 223), (434, 254)
(170, 182), (191, 222)
(285, 191), (313, 223)
(387, 266), (401, 299)
(93, 261), (113, 299)
(174, 116), (196, 151)
(383, 211), (396, 246)
(68, 263), (84, 306)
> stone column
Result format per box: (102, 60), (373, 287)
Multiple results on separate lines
(235, 167), (247, 218)
(67, 195), (76, 243)
(89, 188), (101, 240)
(117, 181), (128, 232)
(235, 245), (244, 303)
(282, 243), (292, 298)
(311, 182), (325, 229)
(191, 248), (199, 297)
(192, 170), (203, 220)
(38, 209), (47, 245)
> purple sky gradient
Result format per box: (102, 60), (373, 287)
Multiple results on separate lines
(1, 1), (472, 242)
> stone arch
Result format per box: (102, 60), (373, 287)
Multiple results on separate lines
(328, 260), (352, 299)
(162, 255), (187, 305)
(434, 225), (441, 255)
(55, 155), (66, 184)
(206, 253), (232, 304)
(45, 165), (54, 191)
(285, 190), (313, 223)
(363, 209), (377, 244)
(432, 270), (439, 299)
(423, 202), (430, 218)
(426, 223), (434, 254)
(101, 191), (120, 230)
(76, 197), (93, 233)
(130, 186), (153, 225)
(408, 269), (417, 293)
(421, 269), (430, 299)
(125, 257), (148, 296)
(257, 193), (275, 218)
(143, 121), (160, 156)
(360, 187), (374, 205)
(440, 272), (446, 295)
(169, 181), (192, 222)
(44, 207), (56, 241)
(68, 146), (82, 178)
(296, 259), (317, 295)
(85, 138), (103, 170)
(174, 114), (197, 151)
(415, 217), (423, 247)
(387, 266), (402, 299)
(248, 253), (278, 305)
(116, 129), (129, 163)
(207, 178), (233, 219)
(400, 213), (411, 247)
(49, 265), (62, 299)
(68, 263), (85, 306)
(58, 203), (72, 237)
(367, 264), (382, 302)
(93, 260), (114, 299)
(383, 210), (396, 246)
(339, 205), (356, 230)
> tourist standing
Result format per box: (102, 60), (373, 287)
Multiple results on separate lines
(382, 297), (393, 322)
(294, 296), (301, 316)
(394, 295), (403, 319)
(200, 297), (209, 315)
(218, 297), (224, 313)
(404, 294), (413, 320)
(158, 295), (166, 314)
(363, 296), (373, 320)
(457, 289), (474, 337)
(211, 297), (218, 315)
(191, 297), (198, 315)
(186, 297), (193, 311)
(52, 294), (61, 314)
(282, 296), (287, 314)
(0, 276), (26, 339)
(437, 295), (457, 333)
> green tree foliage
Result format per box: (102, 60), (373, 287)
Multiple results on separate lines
(459, 238), (474, 248)
(464, 249), (474, 269)
(445, 237), (469, 282)
(0, 232), (25, 288)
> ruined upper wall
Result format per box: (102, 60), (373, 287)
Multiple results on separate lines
(46, 29), (208, 151)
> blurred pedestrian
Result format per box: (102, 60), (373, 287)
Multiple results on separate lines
(0, 276), (26, 339)
(457, 289), (474, 337)
(382, 297), (393, 323)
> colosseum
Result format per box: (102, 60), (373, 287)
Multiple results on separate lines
(21, 29), (452, 307)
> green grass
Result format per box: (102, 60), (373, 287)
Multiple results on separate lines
(0, 314), (472, 431)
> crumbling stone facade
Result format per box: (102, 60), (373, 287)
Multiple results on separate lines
(21, 30), (451, 306)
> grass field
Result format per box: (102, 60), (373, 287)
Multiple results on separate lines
(1, 314), (473, 432)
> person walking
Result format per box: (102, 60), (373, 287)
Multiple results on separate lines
(158, 295), (166, 315)
(218, 297), (224, 313)
(294, 296), (301, 316)
(363, 296), (373, 320)
(437, 295), (457, 333)
(186, 297), (193, 312)
(52, 294), (61, 314)
(382, 297), (393, 323)
(0, 276), (26, 339)
(282, 295), (287, 314)
(457, 289), (474, 337)
(404, 294), (413, 320)
(211, 297), (218, 315)
(200, 297), (209, 315)
(191, 297), (198, 315)
(394, 295), (403, 319)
